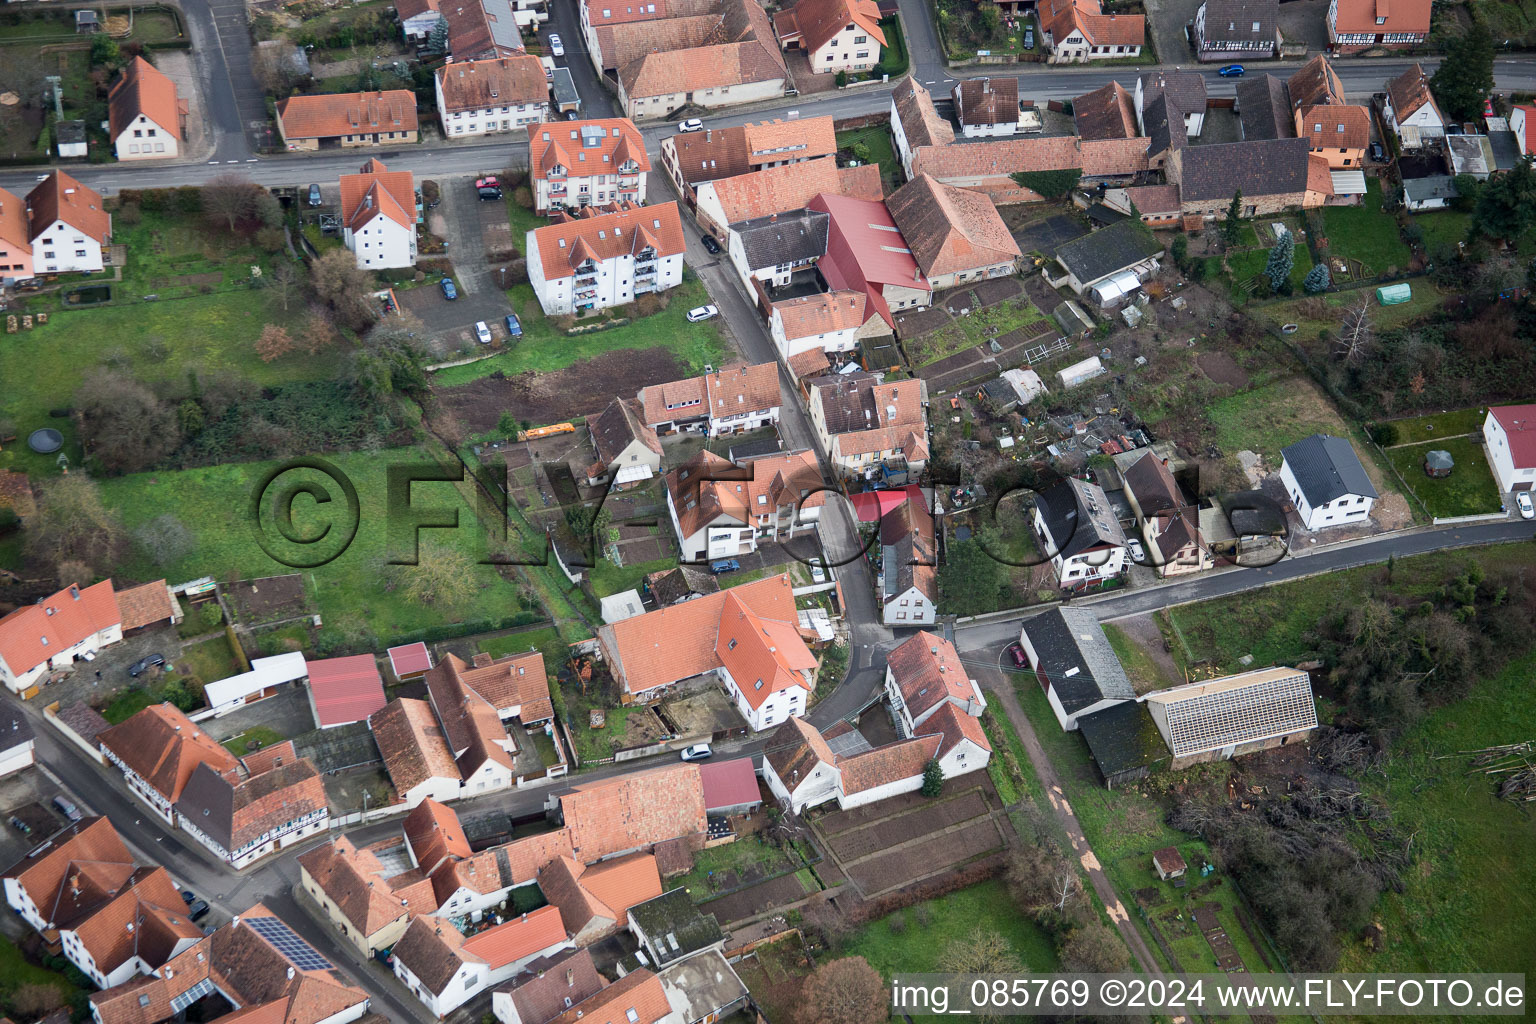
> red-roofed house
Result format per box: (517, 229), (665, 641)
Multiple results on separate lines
(0, 581), (122, 696)
(774, 0), (886, 75)
(527, 201), (685, 315)
(808, 193), (930, 329)
(275, 89), (420, 150)
(1039, 0), (1144, 61)
(339, 158), (417, 269)
(308, 654), (388, 728)
(393, 906), (573, 1017)
(1327, 0), (1429, 52)
(1511, 105), (1536, 158)
(883, 631), (986, 736)
(435, 55), (549, 138)
(557, 763), (707, 862)
(698, 758), (761, 815)
(529, 119), (650, 214)
(108, 56), (187, 160)
(662, 449), (824, 566)
(97, 704), (240, 826)
(537, 853), (662, 944)
(768, 290), (884, 361)
(389, 642), (435, 681)
(1484, 404), (1536, 495)
(27, 171), (109, 275)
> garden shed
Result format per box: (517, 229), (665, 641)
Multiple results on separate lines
(1376, 282), (1412, 305)
(1424, 449), (1454, 478)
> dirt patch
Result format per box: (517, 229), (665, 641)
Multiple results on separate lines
(432, 347), (693, 437)
(972, 276), (1023, 306)
(1112, 613), (1183, 690)
(224, 574), (311, 626)
(825, 790), (990, 862)
(1196, 350), (1250, 389)
(697, 871), (809, 925)
(892, 306), (953, 339)
(846, 819), (1003, 895)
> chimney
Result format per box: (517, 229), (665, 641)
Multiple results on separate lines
(566, 969), (575, 987)
(287, 967), (295, 980)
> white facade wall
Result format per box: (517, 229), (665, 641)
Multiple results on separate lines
(1017, 626), (1126, 732)
(177, 808), (329, 869)
(0, 622), (122, 693)
(60, 929), (156, 990)
(1484, 411), (1536, 495)
(403, 10), (441, 39)
(527, 227), (683, 315)
(889, 95), (918, 177)
(32, 218), (105, 274)
(1044, 24), (1141, 61)
(708, 403), (781, 437)
(721, 669), (807, 731)
(397, 954), (485, 1018)
(1278, 458), (1374, 530)
(936, 737), (990, 777)
(883, 586), (936, 627)
(437, 82), (548, 138)
(0, 738), (34, 777)
(100, 747), (178, 825)
(1513, 108), (1531, 160)
(769, 308), (861, 359)
(345, 215), (416, 270)
(113, 113), (179, 160)
(4, 878), (46, 933)
(808, 26), (881, 74)
(1031, 504), (1125, 586)
(959, 119), (1016, 139)
(622, 77), (785, 121)
(761, 749), (839, 813)
(533, 167), (647, 213)
(401, 775), (464, 809)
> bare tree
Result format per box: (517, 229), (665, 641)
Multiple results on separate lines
(134, 514), (195, 566)
(798, 957), (885, 1024)
(389, 544), (478, 609)
(270, 258), (299, 311)
(255, 324), (295, 362)
(938, 930), (1026, 1022)
(300, 308), (339, 354)
(1051, 866), (1081, 913)
(1336, 296), (1373, 364)
(310, 248), (378, 331)
(74, 370), (182, 473)
(1060, 920), (1131, 973)
(24, 475), (124, 577)
(203, 174), (258, 233)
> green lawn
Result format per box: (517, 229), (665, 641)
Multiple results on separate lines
(178, 635), (243, 685)
(904, 298), (1046, 368)
(717, 567), (767, 589)
(0, 934), (76, 1016)
(836, 125), (900, 189)
(846, 880), (1059, 978)
(103, 687), (161, 725)
(1321, 179), (1412, 274)
(1409, 209), (1471, 253)
(1377, 407), (1487, 442)
(1224, 231), (1315, 299)
(1103, 622), (1177, 692)
(979, 706), (1043, 808)
(432, 277), (726, 386)
(588, 553), (675, 599)
(0, 8), (182, 43)
(481, 627), (564, 666)
(1383, 435), (1502, 518)
(675, 837), (801, 898)
(1207, 377), (1351, 466)
(1341, 648), (1536, 978)
(223, 725), (289, 755)
(1252, 281), (1442, 342)
(97, 446), (534, 647)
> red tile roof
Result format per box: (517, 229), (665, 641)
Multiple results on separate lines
(529, 119), (650, 182)
(704, 157), (883, 226)
(919, 700), (991, 758)
(108, 56), (184, 143)
(885, 631), (977, 722)
(1299, 104), (1371, 151)
(405, 799), (471, 873)
(114, 580), (175, 632)
(298, 837), (436, 937)
(0, 817), (134, 933)
(715, 593), (817, 710)
(1386, 63), (1438, 126)
(1331, 0), (1430, 35)
(436, 55), (547, 112)
(530, 201), (685, 282)
(276, 91), (419, 141)
(698, 758), (760, 811)
(27, 171), (110, 244)
(69, 866), (202, 977)
(97, 703), (240, 805)
(891, 79), (955, 151)
(1040, 0), (1144, 46)
(886, 174), (1021, 278)
(371, 698), (461, 794)
(339, 158), (415, 232)
(1490, 404), (1536, 469)
(664, 448), (824, 543)
(771, 290), (871, 342)
(460, 905), (569, 969)
(388, 642), (434, 678)
(837, 734), (940, 794)
(559, 763), (706, 861)
(308, 654), (387, 727)
(546, 969), (672, 1024)
(0, 188), (28, 259)
(0, 580), (120, 677)
(782, 0), (885, 54)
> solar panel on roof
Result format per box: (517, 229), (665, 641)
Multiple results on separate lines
(245, 916), (333, 972)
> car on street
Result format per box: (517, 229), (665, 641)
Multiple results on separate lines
(504, 313), (522, 338)
(679, 743), (713, 762)
(475, 321), (493, 344)
(701, 234), (722, 254)
(709, 558), (741, 574)
(440, 277), (458, 300)
(1218, 64), (1245, 77)
(548, 33), (564, 56)
(128, 654), (165, 678)
(306, 184), (322, 206)
(678, 119), (705, 133)
(475, 176), (503, 200)
(188, 899), (211, 922)
(686, 304), (719, 322)
(1517, 491), (1534, 519)
(1006, 643), (1028, 669)
(53, 797), (81, 822)
(1369, 141), (1385, 162)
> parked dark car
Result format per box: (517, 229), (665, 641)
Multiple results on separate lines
(307, 183), (322, 206)
(1217, 64), (1245, 77)
(1005, 643), (1028, 669)
(181, 890), (196, 905)
(504, 313), (522, 338)
(1369, 141), (1385, 162)
(440, 277), (458, 300)
(475, 176), (503, 200)
(709, 559), (741, 574)
(53, 796), (81, 822)
(188, 900), (211, 922)
(8, 816), (30, 835)
(128, 654), (165, 678)
(701, 234), (722, 255)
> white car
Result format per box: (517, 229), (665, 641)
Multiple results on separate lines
(678, 119), (705, 133)
(548, 33), (564, 56)
(686, 304), (719, 322)
(810, 563), (826, 583)
(1517, 491), (1535, 520)
(1126, 538), (1146, 563)
(475, 321), (492, 344)
(679, 743), (712, 762)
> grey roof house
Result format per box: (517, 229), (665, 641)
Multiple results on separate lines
(1075, 699), (1167, 788)
(1032, 476), (1128, 588)
(1403, 174), (1459, 211)
(657, 949), (750, 1024)
(1279, 433), (1378, 531)
(1045, 220), (1164, 302)
(1018, 606), (1136, 731)
(729, 209), (828, 292)
(1235, 75), (1293, 140)
(1173, 137), (1325, 212)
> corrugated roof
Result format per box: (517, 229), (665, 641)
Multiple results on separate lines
(308, 654), (387, 727)
(697, 758), (759, 811)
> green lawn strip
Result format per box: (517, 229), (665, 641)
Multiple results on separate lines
(1207, 377), (1349, 467)
(680, 838), (802, 897)
(0, 934), (76, 1009)
(103, 687), (161, 724)
(1408, 209), (1471, 253)
(1225, 235), (1314, 298)
(97, 447), (531, 645)
(845, 879), (1059, 977)
(253, 622), (311, 656)
(1252, 281), (1442, 340)
(1339, 648), (1536, 977)
(979, 702), (1046, 809)
(588, 555), (676, 599)
(718, 567), (767, 588)
(222, 725), (289, 756)
(177, 635), (242, 685)
(1383, 435), (1501, 518)
(1321, 179), (1412, 273)
(480, 626), (563, 664)
(906, 298), (1046, 368)
(564, 692), (641, 762)
(1377, 407), (1486, 442)
(432, 277), (725, 386)
(1103, 623), (1177, 692)
(835, 125), (899, 187)
(108, 210), (284, 302)
(1164, 542), (1536, 673)
(0, 532), (23, 573)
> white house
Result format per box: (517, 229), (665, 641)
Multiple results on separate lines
(773, 0), (886, 75)
(952, 78), (1027, 138)
(528, 119), (649, 214)
(1032, 477), (1127, 590)
(1191, 0), (1277, 62)
(1018, 607), (1136, 731)
(716, 589), (816, 732)
(174, 750), (330, 870)
(1383, 63), (1445, 149)
(889, 79), (955, 179)
(637, 361), (782, 438)
(435, 55), (549, 138)
(768, 291), (876, 361)
(1038, 0), (1144, 61)
(1484, 404), (1536, 495)
(527, 201), (684, 315)
(1278, 433), (1377, 530)
(108, 57), (186, 161)
(0, 581), (122, 696)
(883, 631), (986, 738)
(0, 708), (33, 778)
(397, 0), (443, 40)
(27, 172), (108, 275)
(394, 908), (572, 1018)
(56, 867), (201, 990)
(727, 208), (827, 295)
(340, 158), (417, 270)
(663, 449), (823, 564)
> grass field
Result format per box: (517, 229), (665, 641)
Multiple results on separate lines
(903, 298), (1047, 368)
(674, 837), (800, 897)
(1377, 407), (1486, 442)
(846, 879), (1059, 978)
(103, 686), (164, 724)
(432, 277), (726, 386)
(0, 934), (75, 1016)
(1222, 222), (1316, 300)
(1207, 376), (1351, 466)
(178, 635), (243, 685)
(1340, 648), (1536, 978)
(1409, 209), (1471, 253)
(836, 125), (900, 190)
(1253, 281), (1442, 341)
(1103, 622), (1177, 692)
(481, 626), (566, 666)
(1322, 180), (1412, 274)
(223, 725), (288, 755)
(98, 446), (532, 646)
(1383, 435), (1501, 517)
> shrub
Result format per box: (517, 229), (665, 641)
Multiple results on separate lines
(921, 758), (944, 797)
(506, 258), (529, 285)
(513, 186), (533, 210)
(116, 202), (142, 227)
(1372, 422), (1400, 446)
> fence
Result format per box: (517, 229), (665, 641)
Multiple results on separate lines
(1432, 512), (1510, 525)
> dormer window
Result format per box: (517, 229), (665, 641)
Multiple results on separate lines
(754, 679), (764, 690)
(728, 639), (738, 650)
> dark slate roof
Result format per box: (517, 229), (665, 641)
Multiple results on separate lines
(732, 209), (829, 272)
(1199, 0), (1277, 46)
(645, 565), (719, 605)
(1053, 220), (1163, 287)
(1177, 137), (1313, 202)
(1403, 175), (1458, 203)
(728, 436), (786, 461)
(1281, 433), (1378, 506)
(0, 703), (34, 750)
(1219, 490), (1287, 536)
(1143, 94), (1185, 157)
(627, 888), (723, 967)
(1488, 130), (1522, 171)
(1236, 75), (1293, 141)
(1139, 71), (1206, 124)
(1076, 699), (1167, 781)
(1020, 607), (1135, 715)
(1034, 477), (1127, 561)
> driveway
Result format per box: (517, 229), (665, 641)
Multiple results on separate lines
(1277, 0), (1330, 53)
(34, 622), (184, 711)
(1144, 0), (1199, 64)
(182, 0), (267, 158)
(403, 181), (514, 343)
